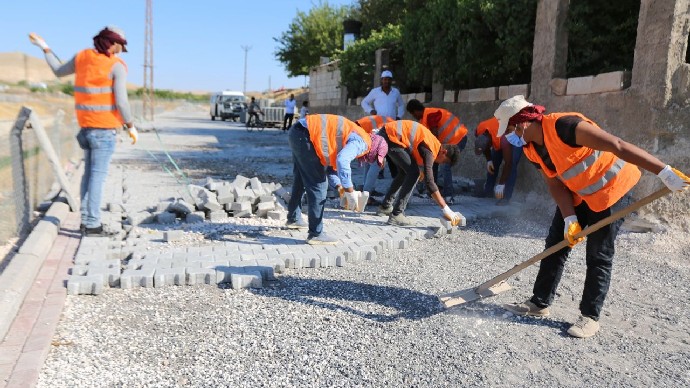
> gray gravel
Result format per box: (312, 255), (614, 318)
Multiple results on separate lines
(38, 212), (690, 387)
(37, 108), (690, 387)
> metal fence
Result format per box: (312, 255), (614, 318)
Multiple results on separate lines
(0, 107), (80, 245)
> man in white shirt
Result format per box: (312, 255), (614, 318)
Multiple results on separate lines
(361, 70), (405, 178)
(283, 94), (297, 132)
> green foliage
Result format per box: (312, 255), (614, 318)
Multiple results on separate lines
(274, 2), (351, 77)
(130, 88), (208, 102)
(402, 0), (536, 91)
(61, 82), (74, 96)
(353, 0), (407, 38)
(566, 1), (640, 77)
(337, 24), (403, 97)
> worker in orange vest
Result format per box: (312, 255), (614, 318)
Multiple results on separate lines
(474, 116), (523, 205)
(355, 115), (394, 204)
(496, 95), (690, 338)
(376, 120), (463, 226)
(407, 99), (468, 204)
(286, 114), (374, 245)
(29, 27), (137, 237)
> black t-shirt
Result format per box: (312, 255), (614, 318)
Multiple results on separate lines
(531, 115), (583, 171)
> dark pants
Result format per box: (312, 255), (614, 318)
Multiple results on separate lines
(386, 155), (398, 178)
(286, 123), (328, 239)
(530, 195), (631, 320)
(283, 113), (294, 130)
(484, 145), (523, 201)
(381, 146), (419, 216)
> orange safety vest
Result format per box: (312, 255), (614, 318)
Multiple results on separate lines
(523, 112), (640, 212)
(355, 115), (394, 133)
(475, 117), (502, 151)
(421, 108), (467, 146)
(74, 49), (126, 129)
(383, 120), (441, 166)
(305, 114), (372, 169)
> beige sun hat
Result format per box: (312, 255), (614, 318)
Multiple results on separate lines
(494, 95), (532, 137)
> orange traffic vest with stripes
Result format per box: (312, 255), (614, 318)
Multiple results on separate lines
(74, 49), (126, 128)
(356, 115), (394, 133)
(305, 114), (371, 169)
(475, 117), (502, 151)
(421, 108), (467, 146)
(523, 113), (640, 212)
(382, 120), (441, 166)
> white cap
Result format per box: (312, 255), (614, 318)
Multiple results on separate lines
(105, 25), (126, 40)
(494, 95), (531, 137)
(381, 70), (393, 78)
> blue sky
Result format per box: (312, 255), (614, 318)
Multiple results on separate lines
(0, 0), (354, 93)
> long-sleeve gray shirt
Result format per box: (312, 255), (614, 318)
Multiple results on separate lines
(45, 51), (133, 124)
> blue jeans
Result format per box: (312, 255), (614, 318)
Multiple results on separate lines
(76, 129), (116, 228)
(287, 123), (328, 239)
(531, 195), (631, 320)
(432, 137), (468, 197)
(484, 144), (523, 201)
(362, 162), (382, 193)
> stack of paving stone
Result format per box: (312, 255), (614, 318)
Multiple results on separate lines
(152, 175), (291, 225)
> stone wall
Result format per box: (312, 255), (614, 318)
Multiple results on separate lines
(308, 0), (690, 226)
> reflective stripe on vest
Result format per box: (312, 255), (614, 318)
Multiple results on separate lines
(397, 120), (419, 153)
(438, 114), (462, 144)
(74, 86), (114, 94)
(575, 158), (626, 196)
(75, 104), (117, 112)
(320, 115), (345, 159)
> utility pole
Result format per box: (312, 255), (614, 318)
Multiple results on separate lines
(143, 0), (154, 122)
(241, 45), (251, 94)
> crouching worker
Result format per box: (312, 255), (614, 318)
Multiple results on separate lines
(497, 95), (690, 338)
(376, 120), (462, 226)
(474, 116), (522, 205)
(355, 115), (394, 203)
(286, 114), (372, 245)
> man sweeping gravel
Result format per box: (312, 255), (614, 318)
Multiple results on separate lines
(497, 95), (690, 338)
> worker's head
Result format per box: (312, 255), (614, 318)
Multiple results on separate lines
(474, 133), (491, 156)
(289, 94), (294, 100)
(251, 97), (256, 102)
(93, 26), (128, 57)
(302, 101), (309, 107)
(380, 70), (393, 89)
(494, 95), (546, 147)
(406, 99), (425, 121)
(361, 133), (389, 168)
(434, 144), (460, 166)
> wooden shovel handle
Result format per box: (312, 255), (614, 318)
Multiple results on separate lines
(475, 187), (671, 293)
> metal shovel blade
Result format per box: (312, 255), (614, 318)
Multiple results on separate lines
(438, 281), (512, 308)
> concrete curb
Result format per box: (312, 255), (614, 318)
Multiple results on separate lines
(0, 200), (72, 342)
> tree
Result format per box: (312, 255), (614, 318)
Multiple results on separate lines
(274, 2), (351, 77)
(353, 0), (407, 38)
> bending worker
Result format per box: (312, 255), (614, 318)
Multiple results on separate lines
(355, 115), (394, 203)
(474, 116), (522, 205)
(286, 114), (373, 245)
(29, 27), (137, 237)
(407, 99), (468, 203)
(497, 95), (690, 338)
(376, 120), (462, 227)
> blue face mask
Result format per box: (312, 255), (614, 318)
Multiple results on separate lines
(506, 132), (527, 147)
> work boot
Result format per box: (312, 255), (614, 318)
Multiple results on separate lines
(502, 300), (550, 317)
(285, 218), (308, 230)
(387, 213), (412, 226)
(376, 205), (393, 216)
(567, 315), (600, 338)
(306, 233), (338, 245)
(83, 225), (117, 238)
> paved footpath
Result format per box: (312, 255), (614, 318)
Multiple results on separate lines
(0, 107), (516, 386)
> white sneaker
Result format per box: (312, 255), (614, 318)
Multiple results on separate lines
(567, 315), (600, 338)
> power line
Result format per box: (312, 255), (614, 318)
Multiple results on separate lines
(241, 45), (252, 94)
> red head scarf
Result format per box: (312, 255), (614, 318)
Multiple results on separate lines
(93, 28), (128, 57)
(508, 104), (546, 126)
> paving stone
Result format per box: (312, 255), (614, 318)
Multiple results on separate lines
(185, 212), (205, 223)
(86, 266), (121, 287)
(164, 230), (185, 242)
(186, 268), (216, 285)
(249, 177), (263, 191)
(215, 266), (245, 284)
(67, 275), (104, 295)
(231, 270), (263, 289)
(233, 175), (250, 189)
(154, 267), (186, 287)
(255, 202), (275, 217)
(156, 211), (177, 224)
(169, 199), (195, 215)
(157, 201), (173, 212)
(208, 211), (228, 222)
(128, 211), (155, 226)
(120, 268), (155, 289)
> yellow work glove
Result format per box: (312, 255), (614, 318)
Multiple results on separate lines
(343, 191), (358, 211)
(563, 215), (584, 247)
(126, 126), (138, 145)
(657, 165), (690, 192)
(29, 32), (50, 51)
